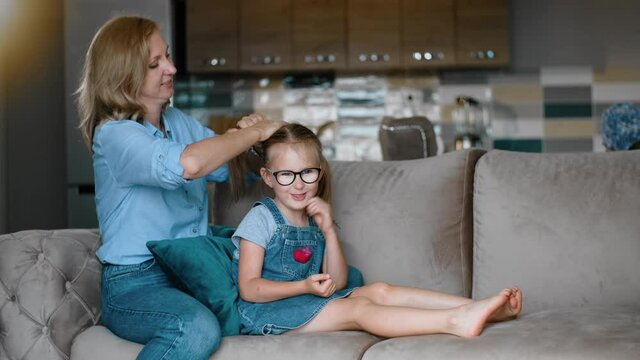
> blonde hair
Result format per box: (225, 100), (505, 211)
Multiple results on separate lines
(230, 123), (332, 203)
(77, 16), (159, 149)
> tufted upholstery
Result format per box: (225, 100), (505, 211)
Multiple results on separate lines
(0, 229), (102, 360)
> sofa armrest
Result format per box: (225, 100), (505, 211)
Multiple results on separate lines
(0, 229), (102, 360)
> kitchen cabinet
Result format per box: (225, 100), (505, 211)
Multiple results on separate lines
(186, 0), (239, 72)
(292, 0), (347, 70)
(240, 0), (292, 71)
(401, 0), (456, 68)
(455, 0), (510, 67)
(347, 0), (401, 70)
(183, 0), (510, 73)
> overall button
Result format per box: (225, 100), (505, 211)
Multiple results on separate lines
(192, 228), (198, 234)
(37, 253), (45, 262)
(65, 282), (72, 290)
(42, 326), (48, 334)
(198, 206), (203, 212)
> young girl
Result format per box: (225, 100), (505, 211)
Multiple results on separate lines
(231, 123), (522, 338)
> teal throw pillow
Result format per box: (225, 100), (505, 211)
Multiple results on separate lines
(147, 226), (240, 336)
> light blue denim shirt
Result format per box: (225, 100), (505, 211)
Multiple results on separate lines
(93, 106), (228, 265)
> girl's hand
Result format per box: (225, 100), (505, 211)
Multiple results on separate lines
(306, 197), (335, 234)
(305, 273), (336, 297)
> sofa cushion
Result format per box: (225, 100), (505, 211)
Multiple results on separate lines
(473, 150), (640, 313)
(71, 325), (380, 360)
(361, 306), (640, 360)
(212, 149), (484, 297)
(0, 229), (102, 360)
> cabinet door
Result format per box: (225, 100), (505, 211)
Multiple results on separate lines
(455, 0), (509, 67)
(186, 0), (239, 72)
(347, 0), (401, 70)
(402, 0), (455, 68)
(240, 0), (292, 71)
(293, 0), (347, 70)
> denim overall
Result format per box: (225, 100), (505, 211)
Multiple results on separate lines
(233, 197), (357, 335)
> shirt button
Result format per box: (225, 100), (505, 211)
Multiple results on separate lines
(158, 154), (164, 160)
(192, 228), (198, 234)
(198, 206), (203, 212)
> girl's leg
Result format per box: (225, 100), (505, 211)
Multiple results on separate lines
(350, 282), (522, 322)
(349, 282), (472, 309)
(292, 290), (510, 338)
(102, 260), (220, 360)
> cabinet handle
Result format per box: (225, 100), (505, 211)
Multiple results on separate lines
(304, 54), (337, 64)
(359, 53), (390, 63)
(469, 50), (496, 60)
(412, 51), (445, 62)
(208, 57), (226, 66)
(251, 55), (283, 65)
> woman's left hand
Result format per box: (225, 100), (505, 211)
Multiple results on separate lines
(306, 197), (335, 234)
(236, 113), (265, 129)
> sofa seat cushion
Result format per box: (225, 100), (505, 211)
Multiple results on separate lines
(361, 306), (640, 360)
(71, 325), (380, 360)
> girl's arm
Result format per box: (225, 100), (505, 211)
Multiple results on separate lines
(237, 239), (336, 303)
(307, 198), (349, 290)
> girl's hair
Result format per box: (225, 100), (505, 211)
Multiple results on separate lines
(230, 123), (332, 203)
(77, 16), (160, 149)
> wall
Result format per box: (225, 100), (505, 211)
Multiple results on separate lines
(3, 0), (67, 232)
(0, 1), (7, 233)
(511, 0), (640, 70)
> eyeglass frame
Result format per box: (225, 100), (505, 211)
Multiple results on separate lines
(266, 167), (322, 186)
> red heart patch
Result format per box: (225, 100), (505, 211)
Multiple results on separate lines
(293, 247), (313, 264)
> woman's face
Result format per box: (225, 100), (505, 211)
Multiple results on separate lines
(138, 30), (176, 112)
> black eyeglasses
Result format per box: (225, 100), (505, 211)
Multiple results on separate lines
(266, 168), (322, 186)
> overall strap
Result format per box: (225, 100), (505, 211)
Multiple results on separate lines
(256, 197), (286, 225)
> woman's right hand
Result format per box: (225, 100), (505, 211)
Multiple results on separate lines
(250, 119), (287, 141)
(305, 273), (336, 297)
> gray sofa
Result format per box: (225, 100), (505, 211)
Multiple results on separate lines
(1, 149), (639, 360)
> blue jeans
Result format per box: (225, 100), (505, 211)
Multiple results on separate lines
(101, 259), (221, 360)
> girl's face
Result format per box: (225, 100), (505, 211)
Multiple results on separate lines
(138, 30), (176, 112)
(261, 142), (322, 216)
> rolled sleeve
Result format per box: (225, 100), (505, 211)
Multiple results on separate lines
(152, 140), (189, 188)
(95, 121), (188, 189)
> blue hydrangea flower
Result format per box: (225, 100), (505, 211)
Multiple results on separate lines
(601, 102), (640, 151)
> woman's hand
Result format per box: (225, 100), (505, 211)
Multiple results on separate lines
(236, 113), (265, 129)
(305, 273), (336, 297)
(306, 197), (335, 234)
(234, 113), (286, 141)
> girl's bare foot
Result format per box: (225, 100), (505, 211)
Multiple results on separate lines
(488, 287), (523, 323)
(449, 292), (508, 338)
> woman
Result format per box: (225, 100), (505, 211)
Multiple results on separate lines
(77, 15), (284, 360)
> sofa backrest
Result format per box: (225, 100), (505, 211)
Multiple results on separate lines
(472, 150), (640, 313)
(214, 149), (485, 297)
(0, 229), (102, 360)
